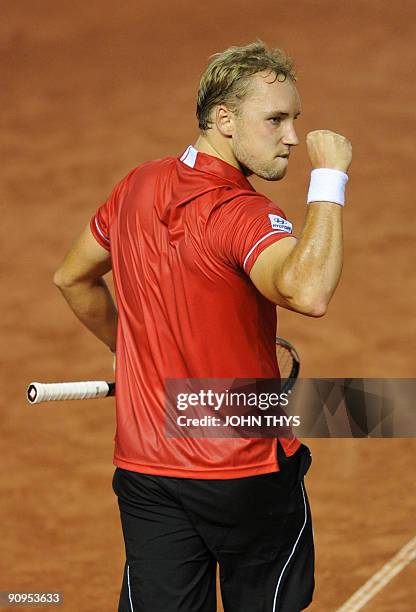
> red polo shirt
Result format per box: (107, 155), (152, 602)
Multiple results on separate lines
(90, 145), (300, 478)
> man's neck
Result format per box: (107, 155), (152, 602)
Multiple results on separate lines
(194, 134), (241, 171)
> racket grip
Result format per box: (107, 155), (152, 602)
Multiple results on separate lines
(27, 381), (115, 404)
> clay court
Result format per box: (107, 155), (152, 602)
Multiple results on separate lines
(2, 1), (415, 610)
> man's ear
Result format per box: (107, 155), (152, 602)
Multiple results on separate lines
(215, 105), (236, 137)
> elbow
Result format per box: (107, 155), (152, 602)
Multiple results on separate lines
(53, 268), (97, 291)
(276, 282), (329, 317)
(300, 300), (328, 318)
(274, 269), (333, 317)
(289, 294), (328, 317)
(53, 268), (75, 290)
(53, 268), (64, 289)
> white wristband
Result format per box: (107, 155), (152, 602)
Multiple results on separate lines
(307, 168), (349, 206)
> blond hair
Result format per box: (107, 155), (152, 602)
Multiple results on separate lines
(196, 41), (296, 131)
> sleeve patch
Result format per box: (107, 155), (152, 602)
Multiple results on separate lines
(268, 214), (292, 233)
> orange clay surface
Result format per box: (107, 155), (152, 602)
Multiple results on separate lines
(2, 1), (415, 610)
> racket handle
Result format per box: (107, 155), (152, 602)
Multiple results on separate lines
(27, 381), (115, 404)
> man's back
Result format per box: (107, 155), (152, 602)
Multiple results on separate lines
(90, 145), (300, 478)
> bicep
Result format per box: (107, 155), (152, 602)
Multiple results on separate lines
(54, 223), (112, 286)
(249, 236), (297, 306)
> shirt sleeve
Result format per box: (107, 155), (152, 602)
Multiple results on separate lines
(207, 193), (294, 274)
(90, 171), (134, 251)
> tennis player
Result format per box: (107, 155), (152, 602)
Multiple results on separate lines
(54, 41), (352, 611)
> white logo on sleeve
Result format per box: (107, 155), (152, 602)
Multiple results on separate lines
(268, 214), (292, 233)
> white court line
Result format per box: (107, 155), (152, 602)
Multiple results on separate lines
(336, 535), (416, 611)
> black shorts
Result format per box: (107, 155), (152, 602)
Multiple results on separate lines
(112, 443), (314, 612)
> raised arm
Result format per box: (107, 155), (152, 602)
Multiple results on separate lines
(249, 129), (352, 316)
(53, 224), (118, 352)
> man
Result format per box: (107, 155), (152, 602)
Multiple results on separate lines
(54, 41), (352, 612)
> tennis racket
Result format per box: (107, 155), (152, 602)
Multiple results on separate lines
(276, 336), (300, 394)
(27, 380), (115, 404)
(27, 337), (300, 404)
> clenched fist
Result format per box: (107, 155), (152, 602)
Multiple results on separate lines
(307, 130), (352, 173)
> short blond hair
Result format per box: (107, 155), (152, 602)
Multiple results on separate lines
(196, 41), (296, 131)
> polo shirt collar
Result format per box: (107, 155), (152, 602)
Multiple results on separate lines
(179, 145), (254, 190)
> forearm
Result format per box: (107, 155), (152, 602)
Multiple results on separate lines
(55, 276), (118, 352)
(275, 203), (343, 315)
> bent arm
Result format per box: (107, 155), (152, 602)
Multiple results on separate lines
(250, 129), (351, 317)
(53, 224), (118, 352)
(249, 201), (343, 317)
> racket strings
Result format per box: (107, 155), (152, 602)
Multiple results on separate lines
(276, 346), (293, 380)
